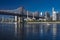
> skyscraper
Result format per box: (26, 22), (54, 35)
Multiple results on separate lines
(40, 12), (43, 17)
(45, 11), (50, 21)
(52, 8), (57, 21)
(56, 12), (60, 21)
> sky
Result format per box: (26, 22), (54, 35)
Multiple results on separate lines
(0, 0), (60, 15)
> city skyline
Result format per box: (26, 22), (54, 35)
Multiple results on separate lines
(0, 0), (60, 15)
(0, 6), (58, 16)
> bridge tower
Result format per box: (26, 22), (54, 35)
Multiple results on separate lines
(14, 7), (25, 40)
(19, 6), (25, 40)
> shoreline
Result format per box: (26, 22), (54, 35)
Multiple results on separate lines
(0, 22), (60, 24)
(0, 22), (18, 24)
(27, 22), (60, 24)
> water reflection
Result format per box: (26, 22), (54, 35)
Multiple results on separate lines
(23, 23), (58, 40)
(24, 23), (52, 40)
(40, 23), (43, 36)
(0, 23), (60, 40)
(14, 22), (17, 37)
(52, 24), (57, 40)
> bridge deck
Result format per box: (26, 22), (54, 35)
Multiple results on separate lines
(0, 11), (42, 19)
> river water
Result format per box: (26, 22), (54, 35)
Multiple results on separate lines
(0, 23), (60, 40)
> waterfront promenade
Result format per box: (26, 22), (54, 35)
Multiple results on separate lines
(0, 21), (60, 24)
(27, 22), (60, 24)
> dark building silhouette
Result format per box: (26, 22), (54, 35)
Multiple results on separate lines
(44, 11), (50, 21)
(56, 12), (60, 21)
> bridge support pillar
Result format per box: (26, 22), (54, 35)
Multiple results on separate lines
(14, 16), (18, 37)
(18, 17), (21, 28)
(20, 16), (25, 40)
(14, 16), (21, 40)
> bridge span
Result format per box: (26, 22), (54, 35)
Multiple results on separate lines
(0, 7), (42, 19)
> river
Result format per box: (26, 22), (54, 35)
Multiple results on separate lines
(0, 23), (60, 40)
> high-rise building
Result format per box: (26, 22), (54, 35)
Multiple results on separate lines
(34, 11), (39, 20)
(52, 8), (57, 21)
(56, 12), (60, 21)
(40, 12), (43, 17)
(34, 11), (39, 17)
(44, 11), (50, 21)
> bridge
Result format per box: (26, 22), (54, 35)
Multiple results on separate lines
(0, 7), (42, 19)
(0, 7), (57, 40)
(0, 7), (51, 40)
(0, 7), (43, 37)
